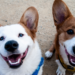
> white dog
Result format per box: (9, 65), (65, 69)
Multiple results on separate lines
(0, 7), (44, 75)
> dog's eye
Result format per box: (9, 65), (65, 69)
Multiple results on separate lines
(67, 29), (74, 35)
(0, 36), (5, 41)
(18, 33), (24, 37)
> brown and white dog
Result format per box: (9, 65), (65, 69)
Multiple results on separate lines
(45, 0), (75, 75)
(0, 7), (43, 75)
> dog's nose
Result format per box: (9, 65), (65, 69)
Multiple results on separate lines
(5, 40), (18, 52)
(73, 46), (75, 54)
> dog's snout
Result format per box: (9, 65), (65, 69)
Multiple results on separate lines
(5, 40), (18, 52)
(73, 46), (75, 54)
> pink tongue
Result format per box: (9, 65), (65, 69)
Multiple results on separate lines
(65, 49), (75, 62)
(8, 54), (21, 63)
(70, 56), (75, 62)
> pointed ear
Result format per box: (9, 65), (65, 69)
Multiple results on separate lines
(52, 0), (72, 26)
(20, 7), (39, 31)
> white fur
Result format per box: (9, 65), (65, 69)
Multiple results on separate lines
(64, 37), (75, 56)
(59, 38), (75, 75)
(0, 24), (33, 57)
(59, 42), (70, 65)
(38, 65), (43, 75)
(56, 60), (66, 75)
(45, 51), (53, 58)
(0, 24), (42, 75)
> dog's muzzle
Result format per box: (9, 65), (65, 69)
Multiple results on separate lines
(1, 40), (29, 68)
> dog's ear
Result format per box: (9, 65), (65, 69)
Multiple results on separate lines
(52, 0), (72, 26)
(20, 7), (39, 32)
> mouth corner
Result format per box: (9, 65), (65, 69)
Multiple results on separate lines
(65, 48), (75, 66)
(1, 46), (29, 68)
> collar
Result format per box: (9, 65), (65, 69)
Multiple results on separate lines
(32, 57), (44, 75)
(59, 55), (75, 72)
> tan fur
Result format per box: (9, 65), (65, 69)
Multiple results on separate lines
(45, 0), (75, 74)
(19, 7), (39, 40)
(48, 0), (75, 60)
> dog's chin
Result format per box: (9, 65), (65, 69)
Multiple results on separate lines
(1, 46), (29, 69)
(65, 48), (75, 66)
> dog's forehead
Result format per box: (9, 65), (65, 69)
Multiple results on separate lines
(62, 17), (75, 30)
(0, 24), (26, 34)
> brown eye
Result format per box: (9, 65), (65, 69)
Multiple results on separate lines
(18, 33), (24, 37)
(0, 36), (5, 41)
(67, 29), (74, 35)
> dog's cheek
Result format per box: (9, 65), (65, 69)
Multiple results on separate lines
(64, 37), (75, 55)
(0, 46), (7, 57)
(59, 33), (66, 46)
(17, 35), (34, 53)
(59, 33), (72, 55)
(64, 41), (72, 55)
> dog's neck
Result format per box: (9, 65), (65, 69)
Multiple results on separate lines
(0, 40), (42, 75)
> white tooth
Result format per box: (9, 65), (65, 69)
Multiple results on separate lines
(8, 59), (21, 65)
(71, 59), (75, 64)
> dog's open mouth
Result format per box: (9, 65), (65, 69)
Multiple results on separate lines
(1, 46), (29, 68)
(65, 49), (75, 66)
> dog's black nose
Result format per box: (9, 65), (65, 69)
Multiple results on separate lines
(5, 40), (18, 52)
(73, 46), (75, 54)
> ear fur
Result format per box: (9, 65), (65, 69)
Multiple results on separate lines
(20, 7), (39, 32)
(52, 0), (72, 26)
